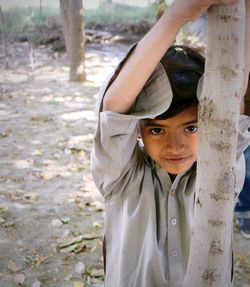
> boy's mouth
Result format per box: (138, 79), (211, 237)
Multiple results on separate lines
(165, 156), (189, 164)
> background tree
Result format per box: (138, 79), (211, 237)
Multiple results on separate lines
(105, 0), (113, 15)
(60, 0), (85, 82)
(0, 6), (9, 69)
(39, 0), (43, 18)
(183, 1), (245, 286)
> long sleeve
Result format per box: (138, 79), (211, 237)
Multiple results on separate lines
(91, 45), (173, 197)
(235, 115), (250, 195)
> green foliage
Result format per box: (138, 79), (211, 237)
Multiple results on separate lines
(2, 3), (156, 35)
(85, 3), (156, 23)
(3, 6), (58, 34)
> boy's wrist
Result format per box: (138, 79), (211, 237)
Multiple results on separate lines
(164, 4), (189, 29)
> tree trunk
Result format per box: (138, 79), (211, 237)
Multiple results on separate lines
(0, 6), (9, 69)
(39, 0), (43, 18)
(183, 1), (245, 286)
(60, 0), (85, 82)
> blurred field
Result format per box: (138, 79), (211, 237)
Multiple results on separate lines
(1, 3), (157, 36)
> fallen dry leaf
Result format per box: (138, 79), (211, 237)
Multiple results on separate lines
(82, 233), (102, 240)
(24, 252), (52, 268)
(8, 260), (22, 272)
(57, 235), (85, 248)
(0, 204), (9, 216)
(60, 216), (70, 224)
(64, 273), (72, 281)
(23, 192), (39, 203)
(73, 281), (84, 287)
(0, 272), (10, 278)
(0, 217), (6, 223)
(90, 268), (104, 278)
(59, 241), (87, 254)
(0, 128), (12, 138)
(42, 173), (54, 180)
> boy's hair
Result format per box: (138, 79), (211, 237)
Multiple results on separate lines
(244, 73), (250, 116)
(156, 45), (205, 119)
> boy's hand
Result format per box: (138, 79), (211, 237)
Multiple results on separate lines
(169, 0), (239, 23)
(102, 0), (240, 114)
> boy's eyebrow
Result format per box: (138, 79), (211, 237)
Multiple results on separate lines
(181, 119), (198, 126)
(143, 118), (198, 127)
(143, 121), (166, 127)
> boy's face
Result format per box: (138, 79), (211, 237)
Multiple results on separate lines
(139, 104), (198, 175)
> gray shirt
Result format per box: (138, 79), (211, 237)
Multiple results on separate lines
(91, 46), (250, 287)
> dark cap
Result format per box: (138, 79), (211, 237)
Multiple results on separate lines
(157, 46), (204, 119)
(132, 46), (204, 119)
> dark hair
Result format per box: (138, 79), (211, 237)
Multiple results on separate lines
(244, 73), (250, 116)
(156, 45), (205, 119)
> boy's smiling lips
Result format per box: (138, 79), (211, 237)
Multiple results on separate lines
(163, 155), (191, 164)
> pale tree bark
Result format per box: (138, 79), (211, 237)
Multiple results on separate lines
(60, 0), (85, 82)
(39, 0), (43, 18)
(183, 1), (245, 287)
(0, 6), (9, 69)
(60, 0), (70, 56)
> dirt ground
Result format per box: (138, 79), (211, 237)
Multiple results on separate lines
(0, 41), (249, 287)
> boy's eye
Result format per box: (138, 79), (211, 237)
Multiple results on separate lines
(150, 128), (163, 135)
(185, 125), (198, 133)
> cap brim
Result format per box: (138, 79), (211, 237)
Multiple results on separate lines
(130, 62), (173, 119)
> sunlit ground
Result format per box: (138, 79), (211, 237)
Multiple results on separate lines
(0, 41), (126, 286)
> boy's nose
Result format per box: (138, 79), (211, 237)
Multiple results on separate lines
(166, 133), (185, 153)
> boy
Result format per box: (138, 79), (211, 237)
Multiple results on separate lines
(91, 0), (250, 286)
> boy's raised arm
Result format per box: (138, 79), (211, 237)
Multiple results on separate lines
(103, 0), (238, 114)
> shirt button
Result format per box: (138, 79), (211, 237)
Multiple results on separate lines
(171, 189), (175, 195)
(170, 218), (177, 226)
(171, 249), (178, 257)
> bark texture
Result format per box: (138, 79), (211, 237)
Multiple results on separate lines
(39, 0), (43, 18)
(183, 1), (245, 286)
(60, 0), (85, 82)
(0, 6), (9, 69)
